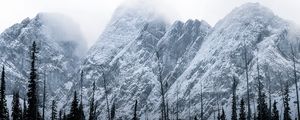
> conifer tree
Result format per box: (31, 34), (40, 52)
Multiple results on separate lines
(23, 98), (27, 120)
(89, 81), (96, 120)
(271, 100), (279, 120)
(59, 110), (62, 120)
(68, 91), (79, 120)
(111, 102), (116, 120)
(133, 100), (138, 120)
(12, 90), (22, 120)
(63, 112), (67, 120)
(239, 99), (246, 120)
(231, 76), (238, 120)
(217, 107), (221, 120)
(26, 41), (39, 120)
(220, 108), (226, 120)
(194, 116), (198, 120)
(79, 71), (85, 120)
(283, 83), (291, 120)
(256, 61), (268, 120)
(51, 100), (57, 120)
(0, 66), (9, 120)
(78, 101), (85, 120)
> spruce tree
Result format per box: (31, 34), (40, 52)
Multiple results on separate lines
(283, 84), (291, 120)
(12, 90), (22, 120)
(194, 116), (198, 120)
(232, 77), (238, 120)
(78, 101), (85, 120)
(23, 98), (27, 120)
(59, 110), (62, 120)
(63, 112), (67, 120)
(0, 66), (9, 120)
(26, 41), (39, 120)
(132, 100), (138, 120)
(51, 100), (57, 120)
(217, 107), (221, 120)
(89, 81), (96, 120)
(220, 108), (226, 120)
(68, 91), (80, 120)
(111, 102), (115, 120)
(79, 71), (85, 120)
(239, 99), (246, 120)
(271, 100), (279, 120)
(256, 63), (268, 120)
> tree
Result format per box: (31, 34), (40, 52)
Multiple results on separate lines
(89, 81), (96, 120)
(26, 41), (40, 120)
(42, 72), (46, 120)
(79, 71), (85, 120)
(255, 60), (268, 120)
(242, 40), (251, 120)
(12, 90), (22, 120)
(110, 102), (116, 120)
(22, 98), (27, 120)
(200, 81), (204, 120)
(217, 106), (221, 120)
(264, 66), (272, 120)
(156, 51), (167, 120)
(0, 66), (9, 120)
(78, 101), (85, 120)
(51, 100), (57, 120)
(239, 99), (246, 120)
(220, 108), (226, 120)
(59, 110), (62, 120)
(68, 91), (80, 120)
(101, 69), (110, 120)
(271, 100), (279, 120)
(132, 100), (138, 120)
(283, 83), (291, 120)
(291, 45), (300, 120)
(231, 76), (238, 120)
(194, 116), (198, 120)
(63, 112), (67, 120)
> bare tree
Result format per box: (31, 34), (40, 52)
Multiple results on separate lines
(264, 65), (272, 120)
(156, 51), (167, 120)
(200, 81), (204, 120)
(243, 40), (251, 120)
(290, 45), (300, 119)
(42, 71), (46, 120)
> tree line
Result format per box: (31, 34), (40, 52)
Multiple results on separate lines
(0, 41), (140, 120)
(0, 41), (300, 120)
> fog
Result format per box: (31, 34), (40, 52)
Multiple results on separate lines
(1, 0), (300, 48)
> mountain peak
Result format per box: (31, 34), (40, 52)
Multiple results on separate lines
(216, 2), (276, 27)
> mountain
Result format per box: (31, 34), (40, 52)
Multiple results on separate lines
(1, 1), (300, 120)
(0, 13), (86, 103)
(78, 2), (300, 119)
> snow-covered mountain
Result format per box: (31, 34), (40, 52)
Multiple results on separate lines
(0, 13), (86, 101)
(77, 2), (300, 120)
(2, 1), (300, 120)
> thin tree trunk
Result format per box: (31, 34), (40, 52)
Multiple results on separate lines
(291, 45), (300, 119)
(243, 40), (251, 120)
(42, 71), (46, 120)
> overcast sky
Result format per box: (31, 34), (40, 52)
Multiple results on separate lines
(0, 0), (299, 47)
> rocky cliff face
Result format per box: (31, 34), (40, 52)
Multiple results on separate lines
(2, 2), (300, 120)
(78, 2), (300, 119)
(0, 13), (86, 103)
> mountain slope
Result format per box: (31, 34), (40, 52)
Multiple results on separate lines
(0, 13), (86, 101)
(79, 2), (300, 120)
